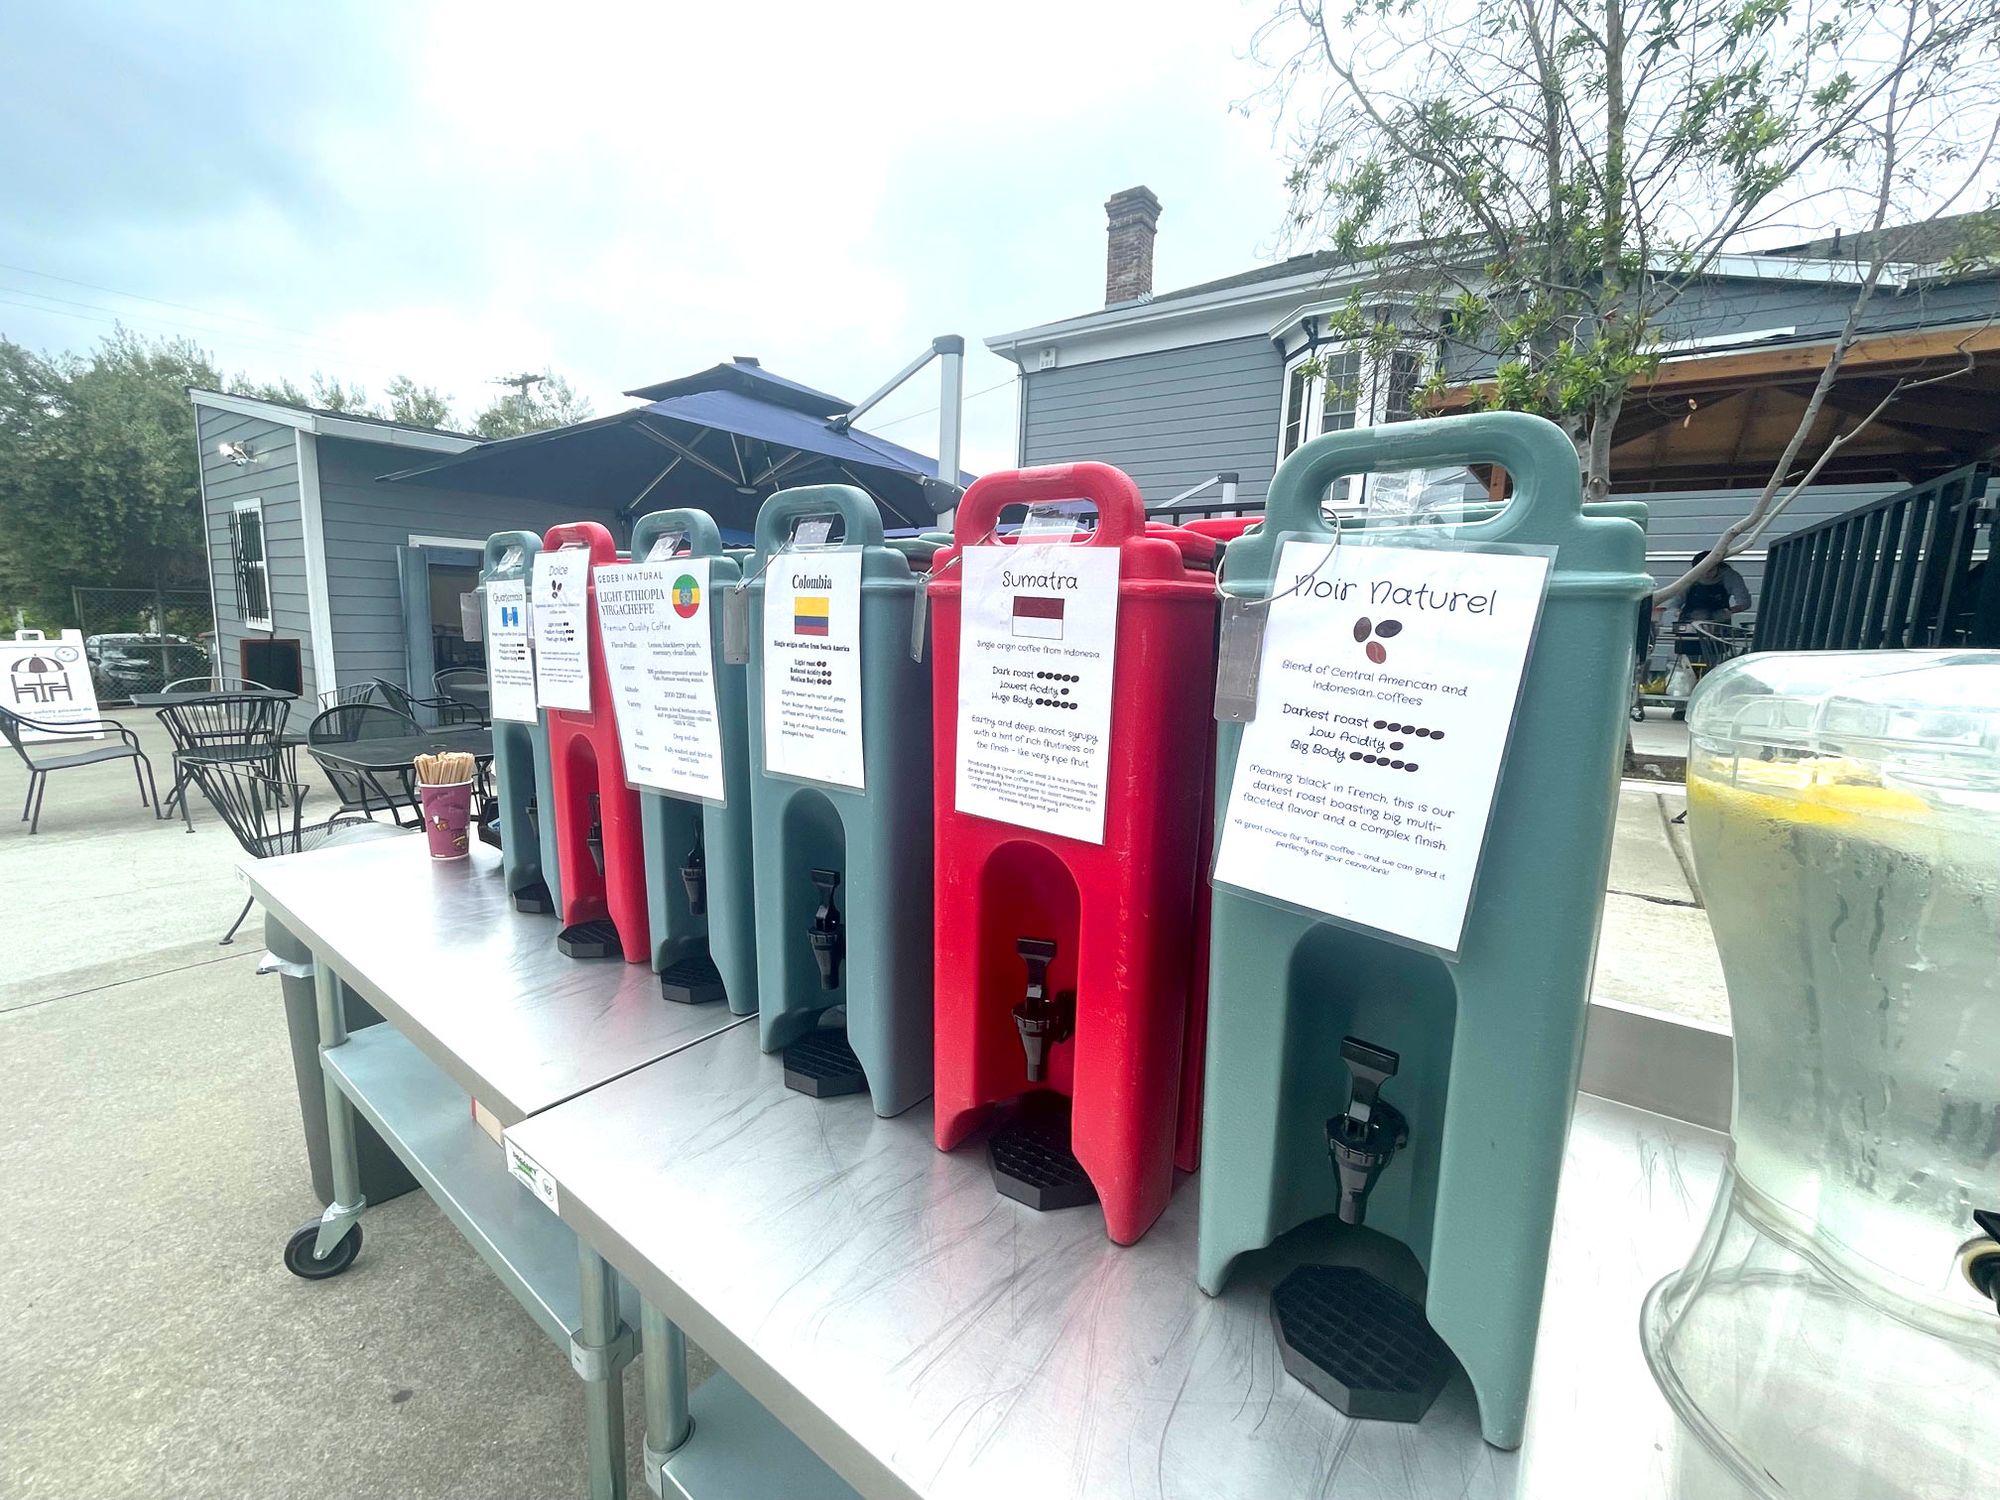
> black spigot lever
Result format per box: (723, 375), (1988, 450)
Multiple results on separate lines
(1012, 936), (1075, 1083)
(1327, 1036), (1409, 1227)
(808, 868), (844, 991)
(584, 793), (606, 876)
(1966, 1209), (2000, 1316)
(679, 829), (707, 916)
(524, 796), (539, 833)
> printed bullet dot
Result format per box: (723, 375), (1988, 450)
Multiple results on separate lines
(1430, 731), (1444, 742)
(1390, 760), (1404, 769)
(1373, 719), (1386, 729)
(1404, 762), (1419, 772)
(1390, 741), (1403, 751)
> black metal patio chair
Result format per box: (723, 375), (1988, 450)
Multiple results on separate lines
(373, 676), (481, 728)
(185, 759), (369, 945)
(306, 702), (423, 826)
(0, 704), (161, 834)
(316, 683), (381, 712)
(164, 675), (283, 696)
(156, 693), (290, 832)
(432, 667), (490, 725)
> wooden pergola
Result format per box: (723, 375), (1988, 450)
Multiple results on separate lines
(1441, 321), (2000, 493)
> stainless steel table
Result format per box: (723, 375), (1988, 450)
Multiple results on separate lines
(509, 1021), (1729, 1500)
(242, 838), (781, 1499)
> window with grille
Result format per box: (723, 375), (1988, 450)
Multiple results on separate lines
(231, 499), (272, 630)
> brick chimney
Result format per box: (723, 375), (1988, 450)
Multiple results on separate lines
(1104, 186), (1162, 306)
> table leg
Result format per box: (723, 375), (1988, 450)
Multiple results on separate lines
(640, 1301), (692, 1497)
(312, 962), (367, 1257)
(577, 1244), (629, 1500)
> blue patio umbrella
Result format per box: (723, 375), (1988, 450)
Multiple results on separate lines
(380, 359), (970, 537)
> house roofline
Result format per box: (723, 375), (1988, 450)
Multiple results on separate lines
(188, 388), (479, 454)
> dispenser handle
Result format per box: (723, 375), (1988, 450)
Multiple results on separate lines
(542, 520), (620, 564)
(631, 508), (725, 562)
(1259, 410), (1581, 547)
(753, 485), (886, 558)
(951, 463), (1145, 550)
(481, 529), (541, 579)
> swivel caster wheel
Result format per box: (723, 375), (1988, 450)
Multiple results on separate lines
(284, 1221), (361, 1280)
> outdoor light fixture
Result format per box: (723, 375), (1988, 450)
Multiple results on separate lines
(217, 440), (256, 466)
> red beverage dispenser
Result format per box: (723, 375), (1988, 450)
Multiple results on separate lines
(929, 464), (1219, 1245)
(541, 521), (649, 962)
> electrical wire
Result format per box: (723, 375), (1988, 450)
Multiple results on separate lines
(865, 375), (1015, 432)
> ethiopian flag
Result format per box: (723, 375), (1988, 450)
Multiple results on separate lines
(794, 594), (830, 636)
(672, 574), (701, 619)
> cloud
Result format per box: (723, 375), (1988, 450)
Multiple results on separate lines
(0, 0), (1295, 474)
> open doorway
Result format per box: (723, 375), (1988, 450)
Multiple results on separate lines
(398, 543), (485, 697)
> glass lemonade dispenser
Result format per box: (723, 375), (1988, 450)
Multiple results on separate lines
(1645, 650), (2000, 1497)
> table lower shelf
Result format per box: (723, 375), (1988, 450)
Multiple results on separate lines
(323, 1024), (639, 1348)
(663, 1367), (858, 1500)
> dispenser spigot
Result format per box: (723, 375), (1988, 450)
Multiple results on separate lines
(679, 830), (707, 916)
(808, 869), (844, 991)
(584, 794), (606, 876)
(524, 796), (539, 833)
(1326, 1036), (1408, 1227)
(1961, 1209), (2000, 1316)
(1012, 937), (1075, 1084)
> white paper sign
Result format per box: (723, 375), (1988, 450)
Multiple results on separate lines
(2, 630), (102, 740)
(954, 545), (1120, 843)
(484, 579), (537, 725)
(502, 1132), (560, 1215)
(531, 548), (592, 711)
(1212, 540), (1551, 953)
(593, 558), (727, 801)
(761, 549), (864, 790)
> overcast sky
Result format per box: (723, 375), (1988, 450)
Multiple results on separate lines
(0, 0), (1302, 473)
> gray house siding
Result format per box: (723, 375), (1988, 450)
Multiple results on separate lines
(317, 437), (621, 692)
(1020, 336), (1286, 507)
(196, 407), (319, 700)
(1011, 342), (1912, 618)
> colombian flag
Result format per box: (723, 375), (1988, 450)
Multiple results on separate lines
(794, 594), (830, 636)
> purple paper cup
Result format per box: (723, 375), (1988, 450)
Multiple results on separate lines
(418, 779), (475, 860)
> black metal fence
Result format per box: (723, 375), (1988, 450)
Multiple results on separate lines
(1753, 463), (1997, 652)
(70, 586), (215, 700)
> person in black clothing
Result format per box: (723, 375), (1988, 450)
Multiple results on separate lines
(1678, 550), (1752, 626)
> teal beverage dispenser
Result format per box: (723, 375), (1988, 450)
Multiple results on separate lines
(623, 509), (757, 1012)
(745, 485), (940, 1117)
(480, 530), (562, 915)
(1197, 411), (1649, 1448)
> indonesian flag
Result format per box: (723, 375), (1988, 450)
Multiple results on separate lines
(1012, 595), (1064, 640)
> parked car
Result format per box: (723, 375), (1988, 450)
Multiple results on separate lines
(86, 633), (208, 695)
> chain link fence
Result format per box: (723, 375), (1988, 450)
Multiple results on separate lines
(70, 586), (215, 701)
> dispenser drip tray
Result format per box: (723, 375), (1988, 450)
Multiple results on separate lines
(557, 919), (624, 960)
(989, 1096), (1097, 1213)
(659, 951), (725, 1005)
(1271, 1265), (1451, 1424)
(511, 879), (555, 915)
(782, 1024), (868, 1098)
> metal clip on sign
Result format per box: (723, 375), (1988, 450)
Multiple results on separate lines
(1211, 526), (1341, 724)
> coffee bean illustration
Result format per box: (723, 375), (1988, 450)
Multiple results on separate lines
(1366, 641), (1386, 663)
(1375, 620), (1403, 638)
(1352, 617), (1372, 642)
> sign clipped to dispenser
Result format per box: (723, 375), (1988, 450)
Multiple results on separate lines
(953, 546), (1119, 843)
(1212, 539), (1550, 953)
(531, 547), (592, 711)
(593, 558), (726, 801)
(483, 578), (536, 724)
(762, 549), (865, 789)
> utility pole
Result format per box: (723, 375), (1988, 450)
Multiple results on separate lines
(491, 371), (546, 408)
